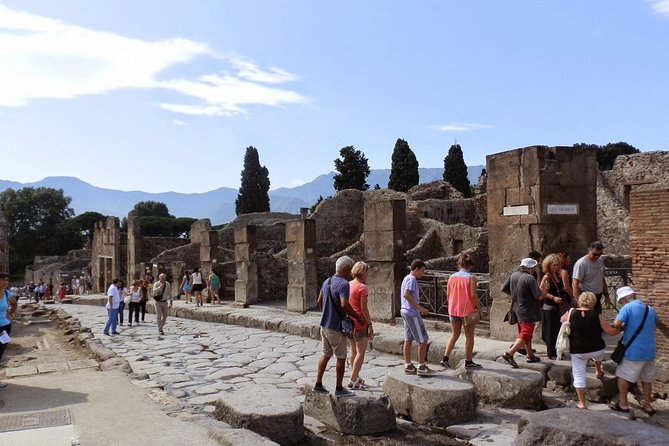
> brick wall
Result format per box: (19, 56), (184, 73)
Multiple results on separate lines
(630, 188), (669, 395)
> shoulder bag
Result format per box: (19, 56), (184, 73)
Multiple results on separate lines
(555, 308), (574, 359)
(611, 305), (649, 364)
(153, 283), (166, 302)
(326, 278), (353, 336)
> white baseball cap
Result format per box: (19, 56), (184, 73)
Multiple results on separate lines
(520, 258), (538, 269)
(616, 286), (635, 303)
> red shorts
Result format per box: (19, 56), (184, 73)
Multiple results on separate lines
(517, 322), (535, 343)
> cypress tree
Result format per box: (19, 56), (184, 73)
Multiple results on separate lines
(388, 138), (419, 192)
(333, 146), (370, 192)
(443, 143), (471, 197)
(235, 146), (271, 215)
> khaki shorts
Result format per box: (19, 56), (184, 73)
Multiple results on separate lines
(616, 359), (656, 383)
(321, 327), (348, 359)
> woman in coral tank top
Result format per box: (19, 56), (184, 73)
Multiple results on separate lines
(347, 261), (373, 389)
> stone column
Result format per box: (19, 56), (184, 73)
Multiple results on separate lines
(487, 146), (597, 340)
(234, 225), (258, 306)
(126, 212), (142, 284)
(286, 218), (317, 312)
(364, 198), (406, 322)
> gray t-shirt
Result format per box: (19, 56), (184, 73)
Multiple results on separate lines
(502, 270), (542, 323)
(572, 255), (604, 294)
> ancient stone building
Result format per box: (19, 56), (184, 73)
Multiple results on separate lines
(91, 217), (126, 292)
(629, 187), (669, 395)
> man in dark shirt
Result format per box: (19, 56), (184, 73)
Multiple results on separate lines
(501, 258), (548, 367)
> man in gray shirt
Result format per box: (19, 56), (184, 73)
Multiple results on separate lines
(572, 241), (611, 314)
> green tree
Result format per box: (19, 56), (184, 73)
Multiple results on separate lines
(74, 211), (107, 237)
(309, 195), (323, 215)
(138, 216), (196, 237)
(443, 143), (471, 197)
(388, 138), (419, 192)
(0, 187), (85, 276)
(573, 142), (640, 170)
(333, 146), (370, 192)
(235, 146), (271, 215)
(132, 201), (173, 218)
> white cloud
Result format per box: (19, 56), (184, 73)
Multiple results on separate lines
(171, 119), (188, 126)
(432, 122), (494, 132)
(0, 5), (306, 115)
(645, 0), (669, 18)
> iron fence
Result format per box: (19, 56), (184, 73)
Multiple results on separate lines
(417, 270), (491, 319)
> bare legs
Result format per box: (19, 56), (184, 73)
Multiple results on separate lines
(443, 321), (476, 361)
(349, 337), (369, 384)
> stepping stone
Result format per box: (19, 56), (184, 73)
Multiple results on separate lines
(515, 407), (669, 446)
(214, 384), (303, 446)
(383, 369), (476, 428)
(303, 385), (396, 435)
(455, 359), (543, 410)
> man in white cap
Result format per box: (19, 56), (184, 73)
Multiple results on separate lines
(610, 286), (658, 415)
(500, 258), (549, 368)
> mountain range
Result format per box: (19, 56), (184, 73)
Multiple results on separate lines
(0, 166), (484, 225)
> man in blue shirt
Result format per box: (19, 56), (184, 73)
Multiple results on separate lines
(313, 256), (364, 397)
(611, 286), (658, 415)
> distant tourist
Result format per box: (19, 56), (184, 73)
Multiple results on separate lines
(556, 252), (575, 311)
(572, 241), (611, 314)
(57, 282), (66, 302)
(313, 256), (363, 397)
(441, 253), (482, 369)
(103, 278), (121, 336)
(500, 258), (548, 368)
(562, 292), (618, 409)
(208, 270), (222, 305)
(152, 273), (173, 335)
(126, 280), (142, 326)
(140, 269), (154, 322)
(179, 270), (191, 303)
(191, 267), (206, 307)
(347, 261), (372, 389)
(540, 254), (567, 360)
(0, 272), (18, 388)
(611, 286), (658, 415)
(401, 259), (435, 376)
(117, 280), (127, 326)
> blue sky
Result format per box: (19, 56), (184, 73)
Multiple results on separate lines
(1, 1), (668, 193)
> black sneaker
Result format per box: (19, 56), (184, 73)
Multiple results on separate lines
(439, 359), (450, 369)
(465, 361), (482, 369)
(404, 364), (417, 375)
(334, 387), (355, 398)
(312, 383), (329, 394)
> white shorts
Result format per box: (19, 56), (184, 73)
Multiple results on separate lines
(616, 359), (656, 383)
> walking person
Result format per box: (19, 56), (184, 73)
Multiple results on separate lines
(540, 254), (566, 360)
(562, 292), (619, 409)
(103, 278), (121, 336)
(610, 286), (658, 415)
(191, 267), (206, 307)
(500, 258), (548, 367)
(441, 253), (482, 369)
(572, 241), (611, 314)
(140, 269), (154, 322)
(313, 256), (363, 397)
(0, 272), (18, 388)
(152, 273), (173, 335)
(401, 259), (435, 376)
(179, 270), (191, 303)
(347, 261), (373, 389)
(126, 280), (142, 326)
(208, 269), (222, 305)
(117, 280), (127, 326)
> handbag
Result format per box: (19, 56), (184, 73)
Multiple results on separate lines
(463, 310), (480, 326)
(124, 295), (131, 305)
(153, 284), (166, 302)
(555, 308), (574, 358)
(611, 304), (649, 364)
(503, 308), (518, 325)
(326, 278), (354, 337)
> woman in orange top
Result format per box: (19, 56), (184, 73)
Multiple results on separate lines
(441, 253), (482, 369)
(347, 261), (372, 389)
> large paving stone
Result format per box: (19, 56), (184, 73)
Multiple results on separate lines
(209, 428), (280, 446)
(303, 385), (396, 435)
(455, 359), (543, 409)
(514, 407), (669, 446)
(214, 384), (303, 446)
(383, 369), (476, 428)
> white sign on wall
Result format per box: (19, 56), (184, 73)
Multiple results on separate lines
(546, 204), (579, 215)
(503, 205), (530, 216)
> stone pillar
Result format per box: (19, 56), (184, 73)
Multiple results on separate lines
(630, 188), (669, 394)
(200, 229), (219, 276)
(286, 218), (317, 312)
(487, 146), (597, 340)
(234, 225), (258, 306)
(0, 211), (8, 273)
(364, 198), (406, 322)
(126, 212), (142, 284)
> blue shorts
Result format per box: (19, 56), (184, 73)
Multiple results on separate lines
(401, 312), (429, 344)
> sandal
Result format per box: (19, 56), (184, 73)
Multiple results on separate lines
(526, 356), (541, 363)
(610, 403), (630, 413)
(347, 378), (365, 389)
(502, 352), (519, 368)
(641, 407), (656, 416)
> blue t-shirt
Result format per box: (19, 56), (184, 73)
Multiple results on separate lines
(400, 274), (420, 317)
(319, 275), (350, 331)
(0, 290), (12, 326)
(616, 299), (657, 361)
